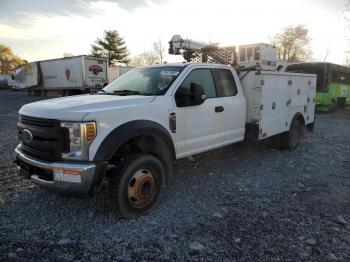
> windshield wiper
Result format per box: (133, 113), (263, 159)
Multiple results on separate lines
(113, 90), (141, 96)
(139, 92), (160, 96)
(97, 89), (111, 95)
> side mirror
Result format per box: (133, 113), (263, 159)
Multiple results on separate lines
(175, 82), (206, 107)
(190, 82), (206, 105)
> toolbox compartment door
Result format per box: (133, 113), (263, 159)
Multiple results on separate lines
(259, 73), (290, 139)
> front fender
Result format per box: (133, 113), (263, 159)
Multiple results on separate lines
(93, 120), (176, 162)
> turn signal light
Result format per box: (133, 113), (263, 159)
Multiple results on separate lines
(85, 123), (96, 142)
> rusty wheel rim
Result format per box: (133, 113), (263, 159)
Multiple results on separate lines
(127, 169), (156, 208)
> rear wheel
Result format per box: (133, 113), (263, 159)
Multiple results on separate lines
(271, 134), (282, 150)
(306, 121), (315, 132)
(281, 118), (304, 151)
(109, 154), (165, 218)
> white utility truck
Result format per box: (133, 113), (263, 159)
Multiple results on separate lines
(15, 37), (316, 218)
(11, 55), (109, 96)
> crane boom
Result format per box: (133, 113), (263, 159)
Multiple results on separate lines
(168, 34), (237, 66)
(168, 35), (278, 71)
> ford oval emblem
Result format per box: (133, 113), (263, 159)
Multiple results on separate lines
(22, 129), (33, 144)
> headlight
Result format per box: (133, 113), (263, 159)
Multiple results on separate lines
(61, 122), (96, 160)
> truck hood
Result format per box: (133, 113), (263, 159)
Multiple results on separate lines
(19, 94), (156, 120)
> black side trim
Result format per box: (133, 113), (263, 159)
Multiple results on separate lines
(93, 120), (176, 162)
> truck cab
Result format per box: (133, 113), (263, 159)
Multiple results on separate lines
(16, 63), (247, 218)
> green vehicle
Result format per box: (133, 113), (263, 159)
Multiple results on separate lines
(286, 62), (350, 111)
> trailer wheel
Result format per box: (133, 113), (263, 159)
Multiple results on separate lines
(281, 118), (303, 151)
(329, 99), (337, 112)
(108, 154), (165, 218)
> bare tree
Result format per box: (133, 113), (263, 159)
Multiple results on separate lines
(129, 39), (166, 66)
(343, 1), (350, 65)
(344, 53), (350, 67)
(343, 1), (350, 30)
(153, 39), (165, 63)
(129, 52), (157, 67)
(271, 25), (312, 61)
(323, 48), (330, 62)
(0, 44), (26, 74)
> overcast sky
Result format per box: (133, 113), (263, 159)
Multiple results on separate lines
(0, 0), (349, 64)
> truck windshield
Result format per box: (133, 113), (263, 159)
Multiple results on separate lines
(102, 66), (183, 96)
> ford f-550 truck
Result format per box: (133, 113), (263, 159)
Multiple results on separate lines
(15, 63), (316, 218)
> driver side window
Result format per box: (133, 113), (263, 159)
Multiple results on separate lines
(180, 69), (216, 98)
(175, 69), (216, 107)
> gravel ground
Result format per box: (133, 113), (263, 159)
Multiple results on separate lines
(0, 89), (349, 261)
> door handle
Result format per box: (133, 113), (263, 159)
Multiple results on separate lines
(215, 106), (224, 113)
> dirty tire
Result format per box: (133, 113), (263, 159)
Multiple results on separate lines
(307, 121), (315, 132)
(271, 134), (282, 150)
(329, 100), (337, 113)
(281, 118), (303, 151)
(109, 153), (165, 218)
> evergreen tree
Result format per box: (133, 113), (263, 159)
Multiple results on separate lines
(91, 30), (129, 66)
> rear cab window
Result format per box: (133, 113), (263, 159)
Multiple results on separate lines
(247, 48), (253, 60)
(254, 47), (261, 60)
(240, 48), (246, 62)
(212, 68), (238, 97)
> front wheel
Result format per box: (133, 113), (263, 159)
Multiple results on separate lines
(109, 154), (165, 218)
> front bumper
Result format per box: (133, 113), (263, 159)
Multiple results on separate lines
(15, 145), (104, 195)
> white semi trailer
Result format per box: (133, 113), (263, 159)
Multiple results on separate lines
(107, 66), (133, 86)
(12, 55), (110, 96)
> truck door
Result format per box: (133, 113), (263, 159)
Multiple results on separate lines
(212, 68), (246, 143)
(173, 68), (225, 157)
